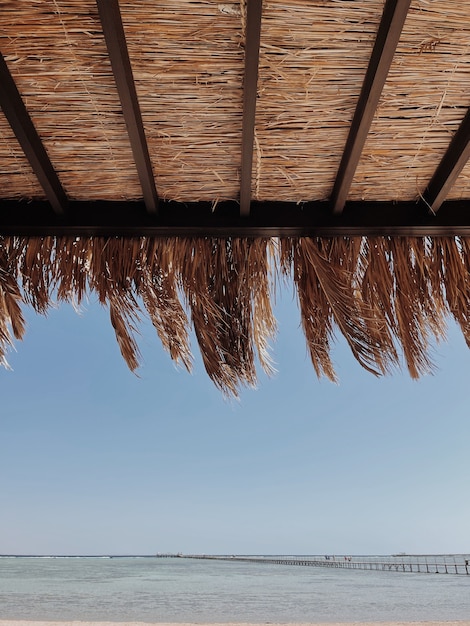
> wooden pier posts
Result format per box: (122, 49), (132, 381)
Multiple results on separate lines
(172, 554), (470, 575)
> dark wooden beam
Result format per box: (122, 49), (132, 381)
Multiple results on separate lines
(96, 0), (158, 213)
(1, 198), (470, 237)
(240, 0), (263, 216)
(424, 108), (470, 214)
(0, 52), (67, 215)
(331, 0), (411, 214)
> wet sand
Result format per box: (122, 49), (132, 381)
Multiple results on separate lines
(2, 621), (470, 626)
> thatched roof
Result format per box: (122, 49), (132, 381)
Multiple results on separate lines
(1, 0), (470, 394)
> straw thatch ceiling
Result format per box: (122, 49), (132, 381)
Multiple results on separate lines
(1, 0), (470, 394)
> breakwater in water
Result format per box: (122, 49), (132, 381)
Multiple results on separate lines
(158, 553), (470, 575)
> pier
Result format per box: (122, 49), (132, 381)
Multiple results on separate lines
(166, 554), (470, 575)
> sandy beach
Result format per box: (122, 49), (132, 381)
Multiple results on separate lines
(2, 621), (470, 626)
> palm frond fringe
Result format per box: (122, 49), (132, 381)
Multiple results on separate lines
(0, 235), (468, 395)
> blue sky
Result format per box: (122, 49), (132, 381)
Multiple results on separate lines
(1, 289), (469, 556)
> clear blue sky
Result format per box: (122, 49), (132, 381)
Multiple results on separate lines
(1, 289), (469, 556)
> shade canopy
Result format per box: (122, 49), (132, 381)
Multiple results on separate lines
(1, 0), (470, 394)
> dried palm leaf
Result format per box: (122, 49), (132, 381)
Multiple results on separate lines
(0, 234), (469, 395)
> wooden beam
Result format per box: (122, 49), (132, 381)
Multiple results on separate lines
(240, 0), (263, 216)
(424, 108), (470, 214)
(0, 52), (67, 215)
(331, 0), (411, 213)
(96, 0), (158, 213)
(1, 198), (470, 238)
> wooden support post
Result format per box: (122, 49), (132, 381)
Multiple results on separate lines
(331, 0), (412, 213)
(96, 0), (158, 213)
(0, 52), (67, 214)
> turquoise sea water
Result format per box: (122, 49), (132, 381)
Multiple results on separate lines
(0, 555), (469, 623)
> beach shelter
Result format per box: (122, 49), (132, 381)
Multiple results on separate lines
(1, 0), (470, 394)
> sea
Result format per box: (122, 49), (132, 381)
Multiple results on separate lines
(0, 555), (469, 623)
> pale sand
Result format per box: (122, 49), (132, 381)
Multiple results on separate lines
(1, 621), (470, 626)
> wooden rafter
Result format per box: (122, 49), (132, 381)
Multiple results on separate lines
(424, 108), (470, 214)
(1, 198), (470, 238)
(240, 0), (263, 217)
(330, 0), (411, 214)
(0, 52), (67, 215)
(96, 0), (158, 214)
